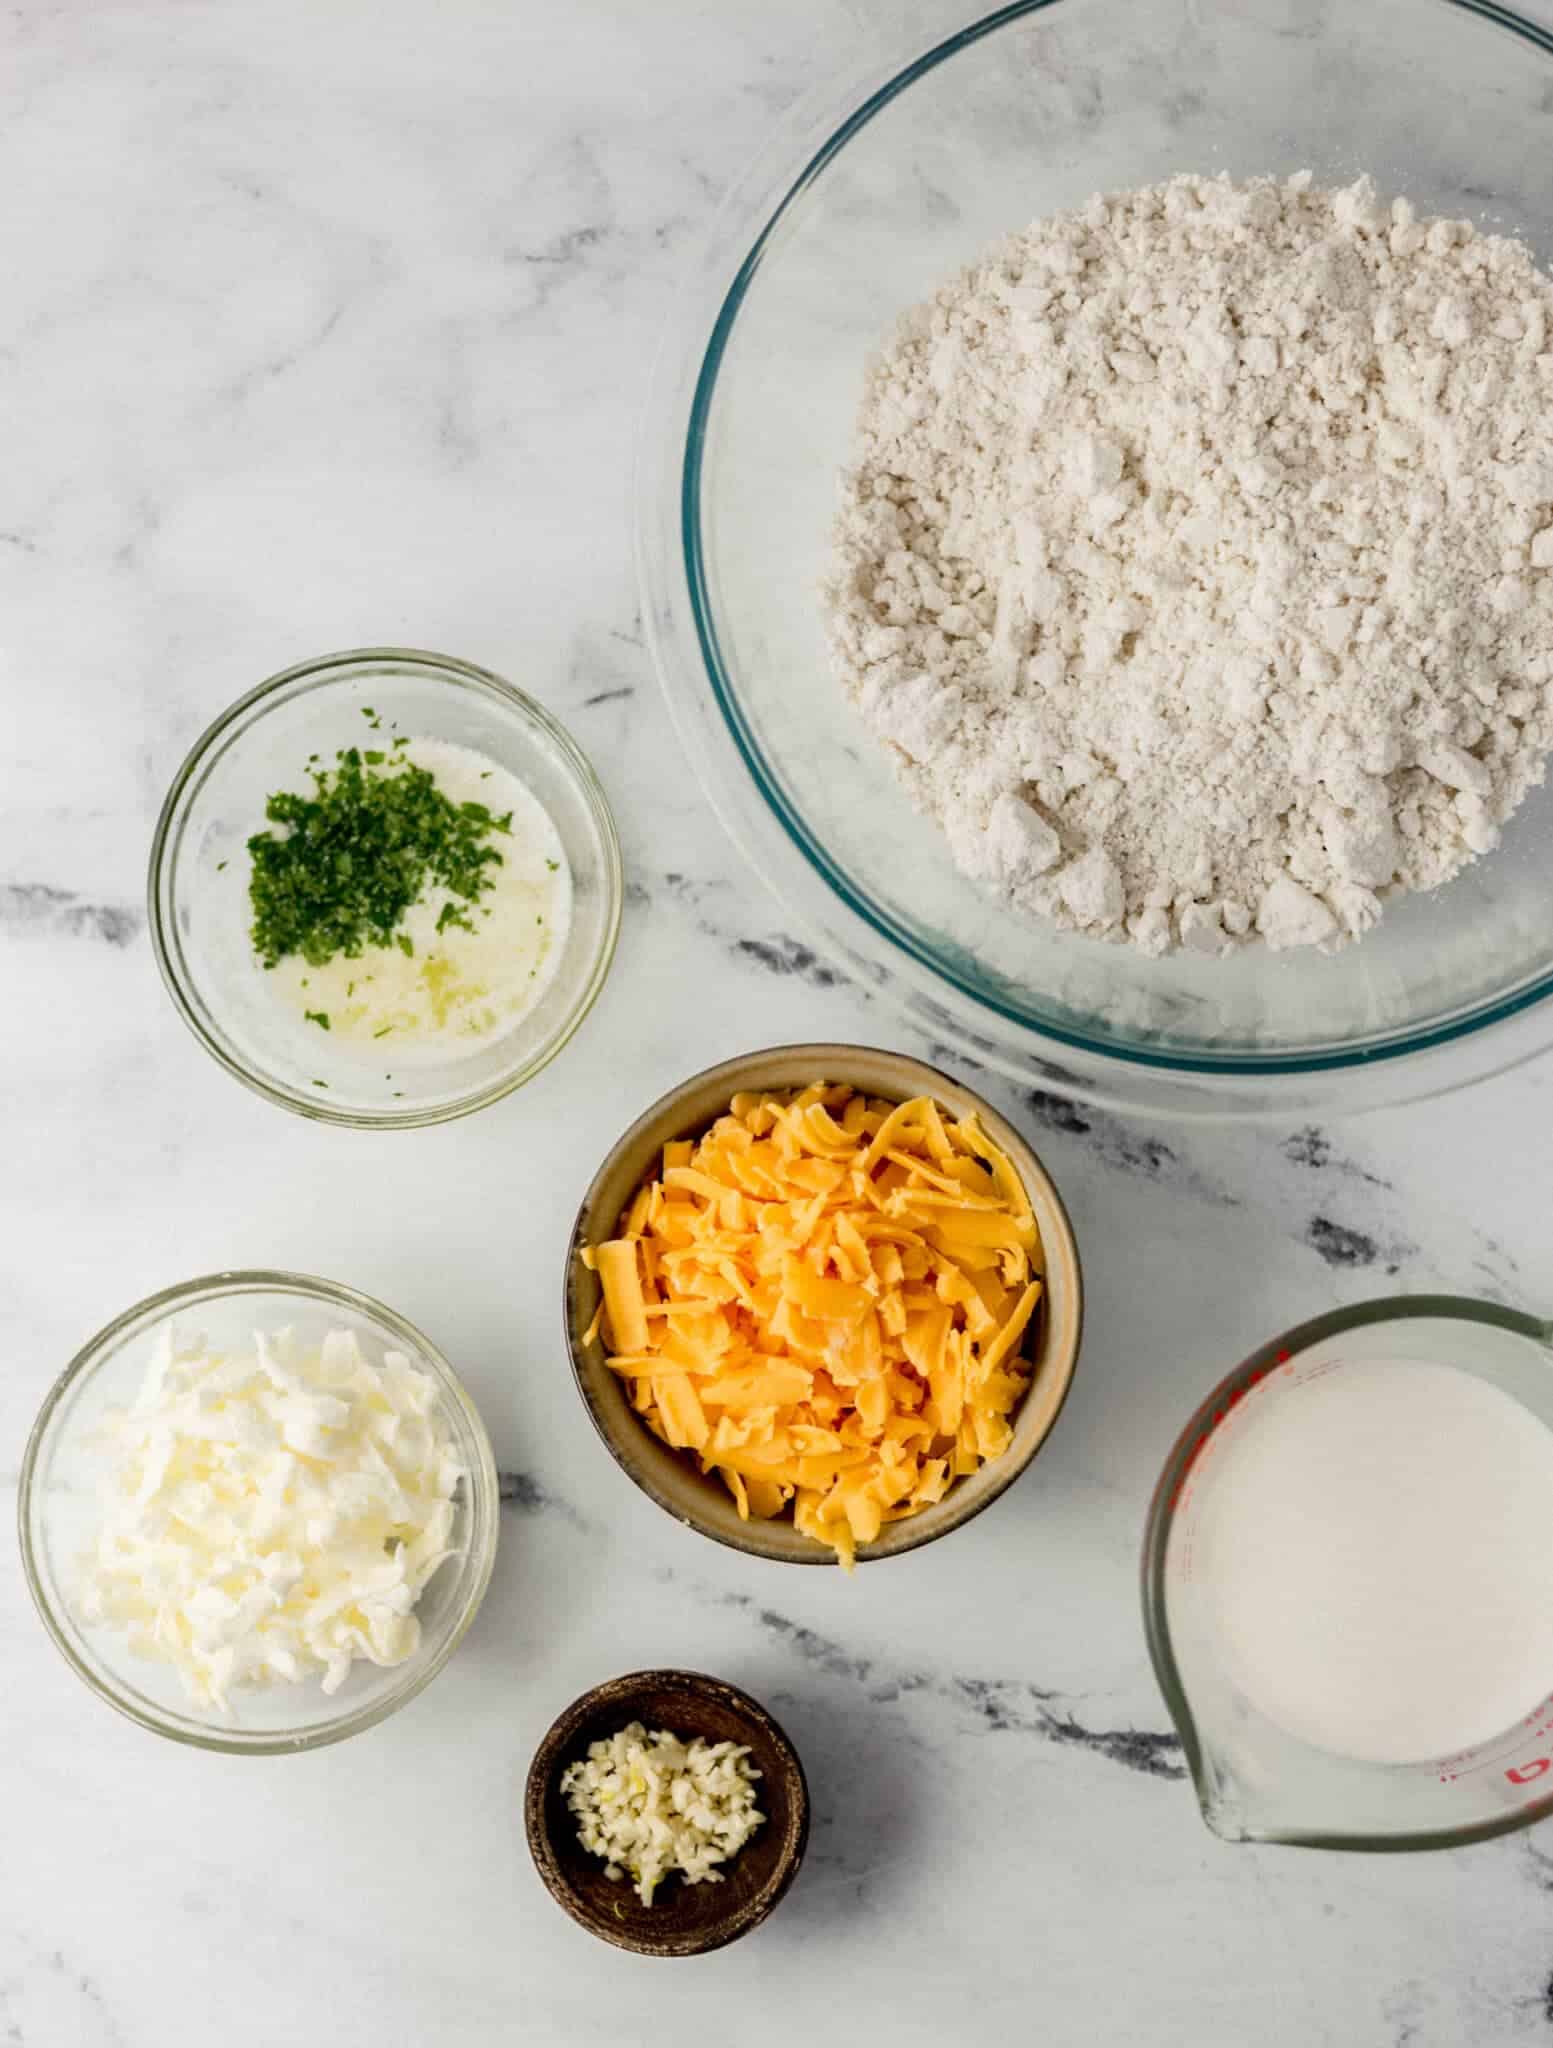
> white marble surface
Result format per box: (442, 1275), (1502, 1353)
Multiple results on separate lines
(4, 2), (1553, 2042)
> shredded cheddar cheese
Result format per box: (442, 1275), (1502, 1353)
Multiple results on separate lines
(585, 1085), (1043, 1568)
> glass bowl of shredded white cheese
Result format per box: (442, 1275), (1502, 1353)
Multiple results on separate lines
(19, 1271), (499, 1753)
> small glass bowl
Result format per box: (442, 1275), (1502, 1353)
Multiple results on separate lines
(18, 1271), (500, 1755)
(149, 648), (622, 1128)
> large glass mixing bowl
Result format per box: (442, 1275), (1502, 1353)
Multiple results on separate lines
(640, 0), (1553, 1117)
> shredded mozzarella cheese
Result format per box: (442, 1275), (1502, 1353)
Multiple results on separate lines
(77, 1322), (464, 1711)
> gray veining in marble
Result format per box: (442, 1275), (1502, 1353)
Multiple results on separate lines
(6, 1), (1553, 2043)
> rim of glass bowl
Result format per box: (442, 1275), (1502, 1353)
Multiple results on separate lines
(148, 647), (624, 1130)
(17, 1269), (501, 1756)
(641, 0), (1553, 1120)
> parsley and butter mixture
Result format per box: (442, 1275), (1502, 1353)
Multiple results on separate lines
(561, 1722), (765, 1906)
(248, 733), (569, 1058)
(586, 1085), (1043, 1567)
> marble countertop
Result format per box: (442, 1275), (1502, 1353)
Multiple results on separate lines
(4, 2), (1553, 2042)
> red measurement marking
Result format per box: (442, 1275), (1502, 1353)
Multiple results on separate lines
(1166, 1363), (1275, 1514)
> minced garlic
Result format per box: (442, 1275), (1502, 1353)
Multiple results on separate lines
(560, 1722), (764, 1906)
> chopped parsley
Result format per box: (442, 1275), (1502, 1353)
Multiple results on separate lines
(304, 1009), (331, 1030)
(373, 1026), (393, 1039)
(216, 860), (228, 872)
(546, 858), (559, 872)
(246, 746), (509, 969)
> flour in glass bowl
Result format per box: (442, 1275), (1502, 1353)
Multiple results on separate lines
(827, 173), (1553, 957)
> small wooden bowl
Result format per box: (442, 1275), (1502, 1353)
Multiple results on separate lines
(525, 1669), (809, 1956)
(565, 1042), (1084, 1564)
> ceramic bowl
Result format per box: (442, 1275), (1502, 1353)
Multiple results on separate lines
(565, 1043), (1083, 1564)
(525, 1668), (809, 1956)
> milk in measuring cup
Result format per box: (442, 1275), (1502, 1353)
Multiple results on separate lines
(1190, 1357), (1553, 1765)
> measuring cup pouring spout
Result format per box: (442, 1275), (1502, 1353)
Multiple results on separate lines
(1142, 1297), (1553, 1853)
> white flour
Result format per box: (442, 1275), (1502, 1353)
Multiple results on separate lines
(827, 173), (1553, 955)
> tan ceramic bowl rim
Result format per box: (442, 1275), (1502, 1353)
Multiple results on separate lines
(564, 1042), (1084, 1565)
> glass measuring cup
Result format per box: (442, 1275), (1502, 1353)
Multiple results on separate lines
(1142, 1296), (1553, 1851)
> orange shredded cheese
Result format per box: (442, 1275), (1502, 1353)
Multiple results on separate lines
(589, 1085), (1043, 1568)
